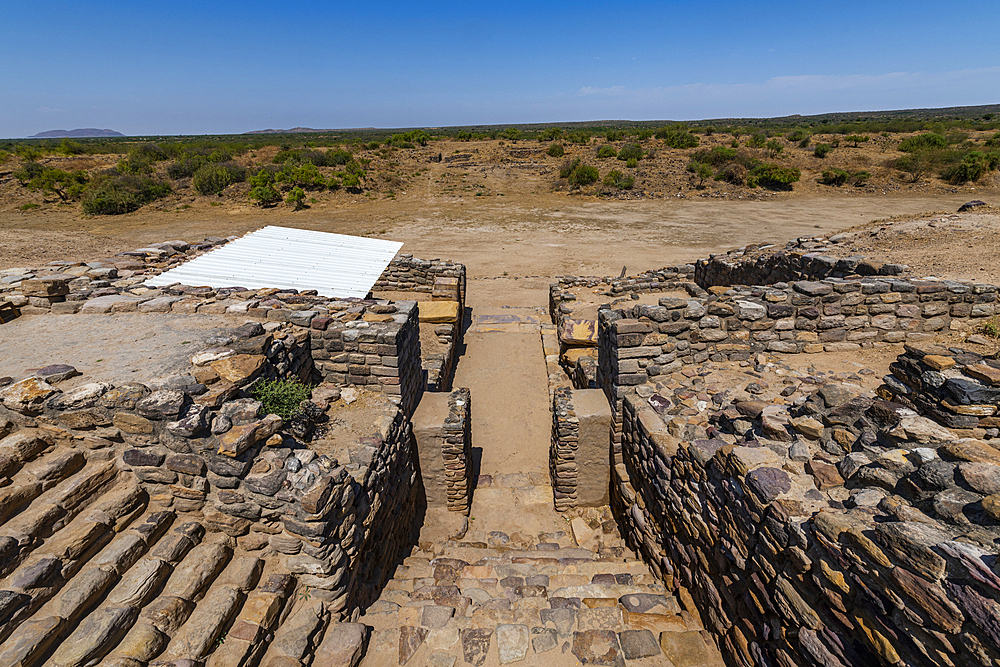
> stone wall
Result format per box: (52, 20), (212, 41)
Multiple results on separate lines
(0, 318), (422, 623)
(695, 247), (910, 289)
(412, 388), (472, 514)
(309, 300), (424, 416)
(614, 386), (1000, 667)
(597, 278), (1000, 446)
(879, 342), (1000, 433)
(374, 254), (467, 302)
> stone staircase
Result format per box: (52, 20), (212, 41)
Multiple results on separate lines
(0, 430), (356, 667)
(358, 497), (725, 666)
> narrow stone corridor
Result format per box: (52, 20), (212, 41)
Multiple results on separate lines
(359, 280), (724, 666)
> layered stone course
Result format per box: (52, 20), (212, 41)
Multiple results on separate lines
(551, 388), (612, 512)
(374, 254), (467, 302)
(614, 382), (1000, 667)
(880, 342), (1000, 433)
(694, 237), (910, 289)
(0, 317), (421, 665)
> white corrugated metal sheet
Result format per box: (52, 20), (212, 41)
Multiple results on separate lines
(144, 226), (403, 299)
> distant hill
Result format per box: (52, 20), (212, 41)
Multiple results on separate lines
(30, 128), (125, 138)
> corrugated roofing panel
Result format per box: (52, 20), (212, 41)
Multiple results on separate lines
(144, 226), (403, 299)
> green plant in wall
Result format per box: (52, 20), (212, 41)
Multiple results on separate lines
(250, 378), (314, 419)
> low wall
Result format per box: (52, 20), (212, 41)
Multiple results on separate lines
(374, 254), (466, 302)
(413, 388), (472, 514)
(615, 386), (1000, 667)
(550, 387), (611, 512)
(879, 342), (1000, 433)
(694, 241), (909, 289)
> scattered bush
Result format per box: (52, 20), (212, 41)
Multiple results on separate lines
(387, 130), (431, 147)
(596, 145), (617, 159)
(985, 133), (1000, 148)
(547, 144), (565, 158)
(691, 146), (738, 166)
(941, 151), (1000, 184)
(898, 133), (947, 152)
(276, 162), (327, 190)
(798, 135), (811, 148)
(538, 128), (563, 142)
(786, 129), (809, 142)
(15, 145), (44, 161)
(567, 163), (599, 188)
(765, 139), (784, 158)
(250, 378), (313, 420)
(819, 168), (870, 186)
(602, 169), (634, 189)
(746, 163), (800, 189)
(82, 174), (171, 215)
(59, 138), (86, 155)
(894, 153), (932, 182)
(687, 161), (712, 188)
(14, 163), (88, 201)
(814, 143), (832, 158)
(845, 134), (870, 147)
(286, 186), (306, 210)
(747, 133), (767, 149)
(192, 162), (246, 195)
(559, 159), (580, 179)
(655, 128), (699, 149)
(617, 144), (644, 162)
(604, 130), (624, 142)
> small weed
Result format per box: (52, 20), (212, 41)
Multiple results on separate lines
(95, 359), (103, 363)
(215, 632), (226, 648)
(982, 316), (1000, 339)
(210, 201), (221, 207)
(181, 341), (191, 345)
(251, 378), (314, 420)
(19, 203), (40, 211)
(298, 586), (312, 601)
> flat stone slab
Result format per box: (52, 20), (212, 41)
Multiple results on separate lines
(0, 313), (245, 388)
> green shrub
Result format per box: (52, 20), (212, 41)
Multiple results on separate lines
(604, 130), (624, 142)
(15, 145), (43, 161)
(982, 315), (1000, 339)
(894, 153), (932, 182)
(567, 163), (599, 188)
(687, 161), (712, 187)
(286, 186), (306, 210)
(167, 158), (205, 179)
(276, 162), (327, 189)
(845, 134), (869, 147)
(691, 146), (738, 166)
(547, 144), (565, 158)
(747, 133), (767, 149)
(625, 157), (638, 169)
(899, 133), (947, 152)
(655, 128), (699, 149)
(617, 144), (644, 162)
(596, 145), (617, 159)
(59, 138), (86, 155)
(765, 139), (784, 158)
(249, 184), (281, 206)
(798, 135), (811, 148)
(985, 133), (1000, 148)
(941, 151), (999, 184)
(786, 129), (809, 142)
(538, 128), (563, 142)
(820, 168), (850, 186)
(602, 169), (634, 189)
(814, 143), (832, 158)
(559, 159), (580, 179)
(192, 163), (246, 195)
(14, 164), (88, 201)
(250, 378), (313, 420)
(746, 164), (800, 189)
(565, 131), (591, 145)
(82, 174), (171, 215)
(387, 130), (431, 148)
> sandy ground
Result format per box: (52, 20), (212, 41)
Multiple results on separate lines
(0, 312), (244, 386)
(0, 193), (989, 281)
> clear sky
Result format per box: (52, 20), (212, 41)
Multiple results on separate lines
(3, 0), (999, 138)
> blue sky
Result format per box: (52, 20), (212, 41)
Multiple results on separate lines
(3, 0), (999, 138)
